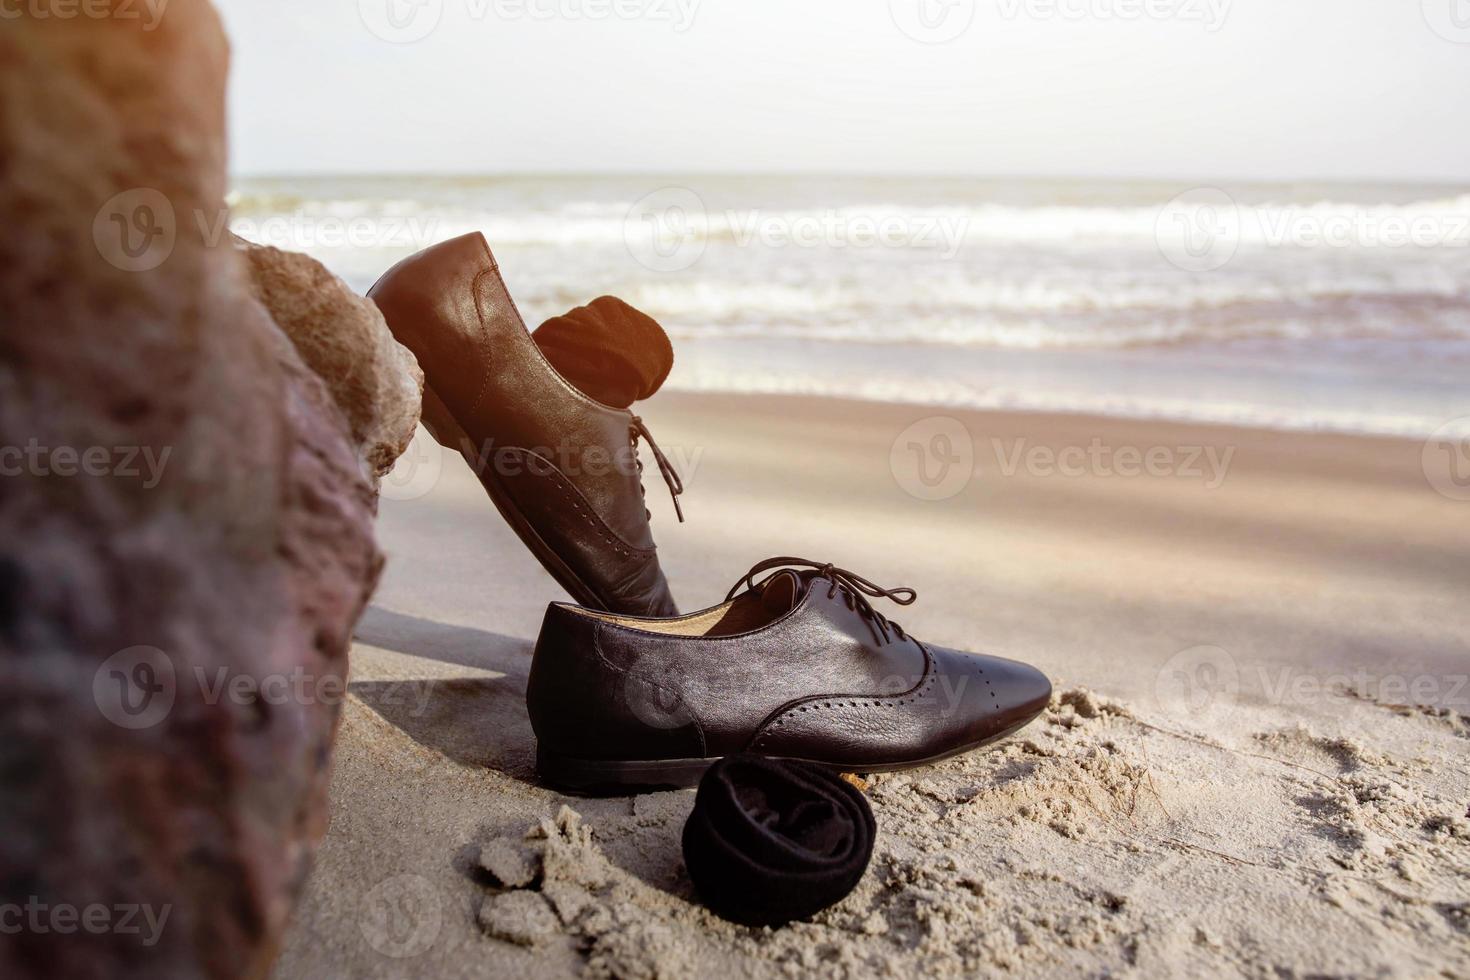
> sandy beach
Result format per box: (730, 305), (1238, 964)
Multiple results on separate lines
(274, 392), (1469, 979)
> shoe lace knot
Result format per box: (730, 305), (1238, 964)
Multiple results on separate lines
(726, 557), (917, 645)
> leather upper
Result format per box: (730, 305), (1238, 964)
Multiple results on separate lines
(369, 232), (677, 616)
(527, 572), (1053, 769)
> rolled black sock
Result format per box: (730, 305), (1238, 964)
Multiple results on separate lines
(532, 296), (674, 409)
(682, 755), (875, 927)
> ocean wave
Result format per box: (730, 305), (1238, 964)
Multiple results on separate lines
(645, 302), (1470, 351)
(661, 365), (1457, 439)
(612, 275), (1470, 323)
(225, 191), (1470, 248)
(225, 177), (1468, 437)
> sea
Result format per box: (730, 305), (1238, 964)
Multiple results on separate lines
(227, 175), (1470, 437)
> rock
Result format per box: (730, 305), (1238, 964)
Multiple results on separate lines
(478, 892), (561, 947)
(0, 3), (382, 978)
(237, 238), (423, 482)
(542, 881), (595, 926)
(478, 838), (541, 889)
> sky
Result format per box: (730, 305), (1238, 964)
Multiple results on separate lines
(214, 0), (1470, 181)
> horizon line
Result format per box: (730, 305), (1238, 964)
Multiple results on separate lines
(226, 169), (1470, 187)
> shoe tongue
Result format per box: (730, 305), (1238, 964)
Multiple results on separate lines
(760, 570), (807, 616)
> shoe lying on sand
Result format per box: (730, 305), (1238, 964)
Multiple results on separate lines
(527, 557), (1053, 793)
(370, 232), (682, 617)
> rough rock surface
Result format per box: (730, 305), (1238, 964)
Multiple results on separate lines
(238, 238), (423, 481)
(478, 837), (542, 889)
(0, 3), (384, 978)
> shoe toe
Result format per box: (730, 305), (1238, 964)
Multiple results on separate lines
(931, 646), (1053, 742)
(988, 654), (1053, 719)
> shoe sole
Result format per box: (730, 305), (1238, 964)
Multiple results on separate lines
(536, 712), (1046, 796)
(418, 380), (611, 613)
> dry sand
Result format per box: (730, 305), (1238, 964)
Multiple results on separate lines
(273, 393), (1469, 979)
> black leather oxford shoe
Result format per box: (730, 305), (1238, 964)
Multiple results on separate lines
(527, 557), (1053, 793)
(369, 233), (681, 617)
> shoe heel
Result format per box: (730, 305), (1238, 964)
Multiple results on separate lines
(419, 383), (470, 455)
(536, 746), (714, 795)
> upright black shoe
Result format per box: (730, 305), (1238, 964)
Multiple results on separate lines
(369, 233), (681, 616)
(527, 558), (1053, 793)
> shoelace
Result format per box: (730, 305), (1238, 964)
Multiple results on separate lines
(630, 416), (685, 523)
(726, 557), (918, 645)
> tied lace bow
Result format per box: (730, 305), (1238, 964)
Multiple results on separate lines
(630, 415), (685, 523)
(726, 557), (918, 645)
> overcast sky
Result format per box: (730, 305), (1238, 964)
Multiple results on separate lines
(214, 0), (1470, 181)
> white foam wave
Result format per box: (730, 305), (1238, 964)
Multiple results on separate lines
(226, 191), (1470, 246)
